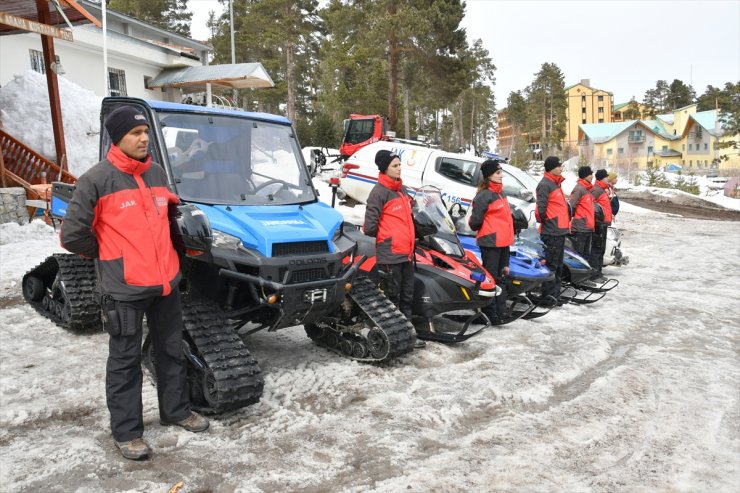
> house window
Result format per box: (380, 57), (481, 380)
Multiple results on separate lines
(582, 119), (587, 124)
(108, 67), (128, 96)
(688, 143), (692, 151)
(29, 49), (45, 73)
(581, 95), (586, 102)
(144, 76), (153, 90)
(607, 149), (613, 155)
(598, 95), (604, 102)
(618, 147), (624, 154)
(647, 146), (653, 154)
(582, 108), (586, 114)
(662, 145), (668, 152)
(689, 160), (692, 166)
(704, 143), (708, 151)
(598, 118), (604, 123)
(598, 107), (603, 114)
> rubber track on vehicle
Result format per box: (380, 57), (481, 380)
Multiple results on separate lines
(182, 299), (264, 413)
(314, 277), (416, 362)
(23, 254), (101, 332)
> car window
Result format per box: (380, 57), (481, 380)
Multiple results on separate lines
(502, 170), (527, 199)
(436, 157), (477, 185)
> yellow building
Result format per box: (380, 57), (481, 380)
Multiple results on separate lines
(578, 104), (740, 179)
(612, 101), (648, 121)
(564, 79), (613, 152)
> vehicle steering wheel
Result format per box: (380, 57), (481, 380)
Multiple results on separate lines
(253, 179), (291, 195)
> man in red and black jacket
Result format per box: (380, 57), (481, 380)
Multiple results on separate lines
(61, 106), (208, 461)
(569, 166), (595, 260)
(535, 156), (570, 306)
(589, 169), (614, 282)
(364, 149), (424, 348)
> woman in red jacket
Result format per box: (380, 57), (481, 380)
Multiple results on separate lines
(364, 150), (425, 348)
(469, 159), (514, 324)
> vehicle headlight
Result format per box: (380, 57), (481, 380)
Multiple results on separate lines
(212, 230), (242, 250)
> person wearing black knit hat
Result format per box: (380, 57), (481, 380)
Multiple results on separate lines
(534, 156), (569, 307)
(364, 149), (425, 348)
(104, 106), (150, 149)
(469, 158), (514, 324)
(570, 166), (595, 261)
(589, 169), (613, 281)
(61, 105), (209, 461)
(544, 156), (562, 173)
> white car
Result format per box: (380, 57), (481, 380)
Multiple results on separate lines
(339, 141), (537, 224)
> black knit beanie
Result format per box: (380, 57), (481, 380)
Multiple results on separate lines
(481, 159), (502, 179)
(595, 169), (608, 181)
(105, 106), (149, 145)
(544, 156), (561, 172)
(375, 150), (398, 173)
(578, 166), (593, 179)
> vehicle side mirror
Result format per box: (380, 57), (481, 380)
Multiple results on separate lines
(521, 190), (534, 203)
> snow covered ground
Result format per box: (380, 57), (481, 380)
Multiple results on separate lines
(1, 70), (739, 492)
(1, 195), (739, 492)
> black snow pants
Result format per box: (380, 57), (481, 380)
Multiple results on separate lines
(540, 234), (565, 300)
(480, 246), (510, 319)
(378, 261), (414, 320)
(105, 287), (191, 442)
(589, 224), (608, 276)
(570, 232), (592, 262)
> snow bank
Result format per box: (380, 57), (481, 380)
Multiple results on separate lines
(0, 70), (101, 177)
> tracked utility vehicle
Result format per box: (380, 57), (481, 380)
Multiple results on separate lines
(23, 98), (416, 414)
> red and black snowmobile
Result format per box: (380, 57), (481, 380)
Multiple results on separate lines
(341, 187), (499, 343)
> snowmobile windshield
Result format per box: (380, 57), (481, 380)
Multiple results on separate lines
(159, 111), (316, 206)
(413, 187), (465, 258)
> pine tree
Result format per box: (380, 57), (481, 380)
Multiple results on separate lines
(109, 0), (192, 38)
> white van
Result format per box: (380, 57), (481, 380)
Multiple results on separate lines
(339, 141), (537, 221)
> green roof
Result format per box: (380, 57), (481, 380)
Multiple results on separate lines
(580, 121), (635, 143)
(691, 109), (718, 133)
(613, 102), (630, 111)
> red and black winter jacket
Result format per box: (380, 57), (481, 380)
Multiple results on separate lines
(535, 172), (570, 236)
(591, 180), (613, 226)
(60, 145), (182, 301)
(569, 179), (595, 232)
(468, 181), (514, 248)
(363, 173), (415, 264)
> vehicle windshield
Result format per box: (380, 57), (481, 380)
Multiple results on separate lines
(159, 111), (316, 205)
(413, 187), (457, 235)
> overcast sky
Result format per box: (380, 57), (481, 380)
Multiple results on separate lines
(188, 0), (740, 107)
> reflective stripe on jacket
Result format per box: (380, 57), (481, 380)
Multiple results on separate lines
(469, 181), (514, 248)
(569, 179), (595, 232)
(363, 173), (415, 264)
(60, 145), (181, 300)
(535, 172), (570, 236)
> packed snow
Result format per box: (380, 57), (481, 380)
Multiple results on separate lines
(1, 71), (740, 493)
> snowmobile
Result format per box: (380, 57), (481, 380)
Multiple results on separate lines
(514, 223), (618, 305)
(455, 203), (555, 322)
(339, 187), (500, 343)
(22, 97), (418, 415)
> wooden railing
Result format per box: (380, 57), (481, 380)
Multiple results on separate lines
(1, 128), (77, 220)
